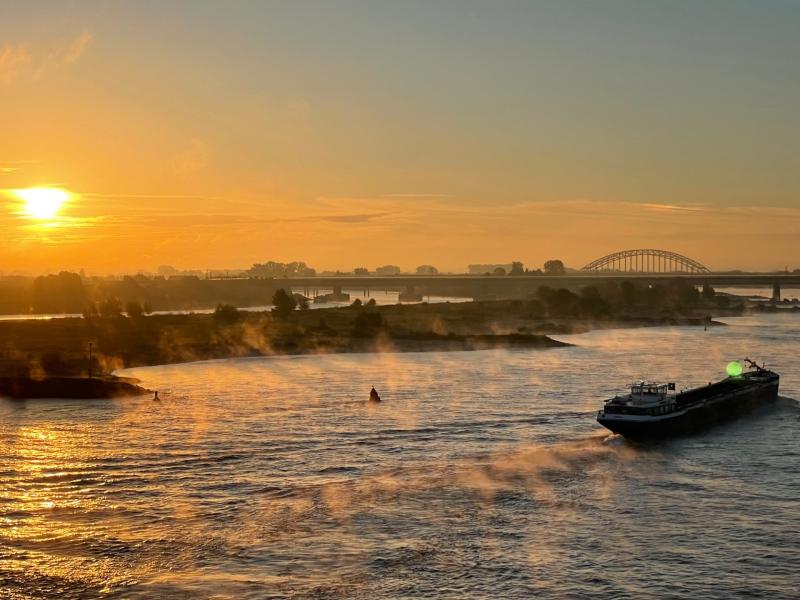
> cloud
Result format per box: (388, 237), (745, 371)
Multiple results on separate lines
(61, 31), (92, 65)
(0, 43), (32, 83)
(0, 31), (92, 83)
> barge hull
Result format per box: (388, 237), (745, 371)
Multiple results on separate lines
(598, 379), (779, 440)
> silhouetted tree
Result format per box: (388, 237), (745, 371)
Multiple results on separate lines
(579, 285), (609, 317)
(32, 271), (87, 313)
(126, 300), (145, 318)
(271, 289), (296, 317)
(366, 298), (377, 307)
(416, 265), (439, 275)
(525, 299), (546, 319)
(543, 260), (565, 275)
(548, 288), (580, 317)
(353, 310), (384, 337)
(354, 267), (369, 276)
(82, 303), (99, 320)
(510, 261), (525, 275)
(98, 297), (123, 318)
(620, 281), (637, 307)
(702, 284), (716, 301)
(375, 265), (401, 275)
(247, 261), (316, 278)
(351, 298), (363, 308)
(493, 267), (507, 276)
(213, 304), (241, 324)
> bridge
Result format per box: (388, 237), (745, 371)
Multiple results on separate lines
(582, 249), (709, 273)
(215, 249), (796, 302)
(276, 272), (800, 302)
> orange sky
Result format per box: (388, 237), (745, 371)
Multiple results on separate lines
(2, 3), (799, 274)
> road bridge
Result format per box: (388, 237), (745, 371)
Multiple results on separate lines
(270, 273), (800, 301)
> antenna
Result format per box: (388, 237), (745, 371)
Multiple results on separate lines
(743, 358), (765, 372)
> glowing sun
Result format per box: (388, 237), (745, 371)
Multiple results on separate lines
(13, 187), (71, 219)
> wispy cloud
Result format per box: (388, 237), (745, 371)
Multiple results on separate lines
(0, 31), (92, 83)
(60, 31), (92, 65)
(0, 43), (32, 83)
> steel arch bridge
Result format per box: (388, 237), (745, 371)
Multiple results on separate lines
(582, 249), (710, 273)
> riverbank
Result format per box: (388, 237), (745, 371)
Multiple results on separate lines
(0, 375), (150, 400)
(0, 290), (733, 380)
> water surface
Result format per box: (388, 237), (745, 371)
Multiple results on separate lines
(1, 315), (798, 598)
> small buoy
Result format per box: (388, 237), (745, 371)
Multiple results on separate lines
(369, 387), (381, 402)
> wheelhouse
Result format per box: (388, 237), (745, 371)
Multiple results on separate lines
(629, 382), (669, 406)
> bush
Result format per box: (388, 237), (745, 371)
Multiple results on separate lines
(213, 303), (241, 324)
(98, 297), (123, 318)
(353, 310), (384, 337)
(126, 301), (145, 318)
(271, 289), (296, 318)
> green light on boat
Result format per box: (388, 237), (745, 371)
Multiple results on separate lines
(726, 361), (743, 377)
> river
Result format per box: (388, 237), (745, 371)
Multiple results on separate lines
(1, 314), (798, 598)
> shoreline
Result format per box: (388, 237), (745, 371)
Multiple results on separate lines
(0, 292), (741, 398)
(1, 316), (726, 399)
(112, 317), (725, 372)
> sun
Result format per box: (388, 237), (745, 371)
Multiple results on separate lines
(12, 187), (71, 219)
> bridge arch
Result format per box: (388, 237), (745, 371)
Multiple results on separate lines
(582, 249), (709, 273)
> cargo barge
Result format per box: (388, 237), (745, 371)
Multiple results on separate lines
(597, 359), (779, 439)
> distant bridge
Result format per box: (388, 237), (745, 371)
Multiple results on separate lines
(212, 271), (800, 302)
(582, 249), (710, 274)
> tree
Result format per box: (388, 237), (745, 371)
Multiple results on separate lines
(354, 267), (369, 276)
(351, 298), (363, 308)
(125, 300), (145, 319)
(579, 285), (609, 317)
(98, 297), (123, 318)
(510, 261), (525, 275)
(526, 299), (546, 319)
(353, 310), (384, 337)
(82, 303), (99, 320)
(620, 281), (637, 307)
(213, 303), (241, 324)
(31, 271), (87, 314)
(543, 260), (565, 275)
(271, 288), (296, 317)
(247, 261), (316, 278)
(375, 265), (401, 275)
(493, 267), (507, 276)
(702, 284), (716, 301)
(416, 265), (439, 275)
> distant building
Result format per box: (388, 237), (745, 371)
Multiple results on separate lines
(468, 264), (513, 275)
(375, 265), (401, 276)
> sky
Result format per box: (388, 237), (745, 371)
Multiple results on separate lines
(1, 0), (799, 274)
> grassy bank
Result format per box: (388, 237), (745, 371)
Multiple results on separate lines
(0, 288), (735, 378)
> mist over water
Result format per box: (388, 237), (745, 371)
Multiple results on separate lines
(1, 315), (798, 598)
